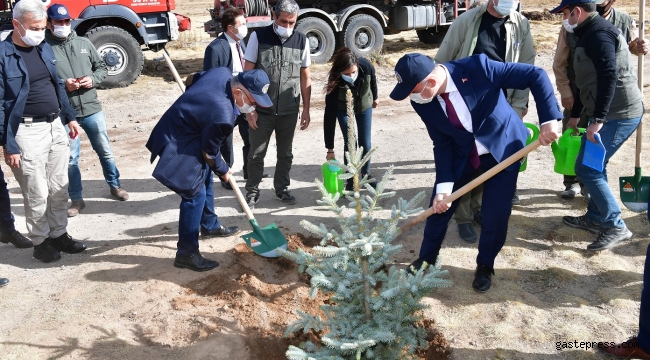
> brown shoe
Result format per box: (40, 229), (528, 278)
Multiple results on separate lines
(67, 200), (86, 217)
(601, 337), (650, 359)
(0, 230), (33, 248)
(110, 187), (129, 201)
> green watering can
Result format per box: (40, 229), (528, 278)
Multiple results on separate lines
(519, 123), (539, 172)
(551, 128), (586, 176)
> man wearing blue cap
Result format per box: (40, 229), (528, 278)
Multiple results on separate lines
(550, 0), (643, 251)
(390, 53), (562, 292)
(146, 68), (273, 271)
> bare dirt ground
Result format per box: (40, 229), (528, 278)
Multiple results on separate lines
(1, 0), (650, 359)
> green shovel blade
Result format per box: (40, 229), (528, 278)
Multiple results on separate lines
(241, 219), (288, 258)
(620, 167), (650, 213)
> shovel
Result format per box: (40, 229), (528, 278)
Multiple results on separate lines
(399, 139), (541, 234)
(227, 176), (288, 258)
(619, 0), (649, 213)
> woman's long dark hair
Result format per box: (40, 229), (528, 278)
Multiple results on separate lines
(324, 47), (358, 94)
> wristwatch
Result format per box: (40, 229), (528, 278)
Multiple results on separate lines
(593, 118), (607, 124)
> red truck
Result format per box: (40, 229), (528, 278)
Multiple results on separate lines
(0, 0), (191, 88)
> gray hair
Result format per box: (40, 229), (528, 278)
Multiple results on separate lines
(275, 0), (299, 16)
(13, 0), (48, 21)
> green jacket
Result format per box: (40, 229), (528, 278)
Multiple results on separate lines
(435, 4), (535, 118)
(44, 30), (107, 117)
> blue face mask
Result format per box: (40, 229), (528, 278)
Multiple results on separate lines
(341, 71), (358, 84)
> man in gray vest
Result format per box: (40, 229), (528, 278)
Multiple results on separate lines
(551, 0), (644, 251)
(552, 0), (648, 200)
(243, 0), (311, 209)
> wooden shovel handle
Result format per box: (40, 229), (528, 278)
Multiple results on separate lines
(635, 0), (645, 168)
(162, 49), (186, 93)
(399, 139), (542, 234)
(228, 176), (255, 221)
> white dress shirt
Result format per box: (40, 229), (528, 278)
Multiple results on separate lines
(224, 33), (244, 76)
(436, 65), (490, 195)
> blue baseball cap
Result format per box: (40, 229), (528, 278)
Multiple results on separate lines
(550, 0), (595, 14)
(390, 53), (437, 101)
(47, 4), (71, 20)
(237, 70), (272, 108)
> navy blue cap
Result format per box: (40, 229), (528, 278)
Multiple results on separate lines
(390, 53), (437, 101)
(237, 70), (272, 108)
(47, 4), (71, 20)
(550, 0), (595, 14)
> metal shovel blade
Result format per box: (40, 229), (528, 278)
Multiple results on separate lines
(240, 219), (288, 258)
(620, 167), (650, 213)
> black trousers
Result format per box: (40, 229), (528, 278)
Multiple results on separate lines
(219, 114), (250, 180)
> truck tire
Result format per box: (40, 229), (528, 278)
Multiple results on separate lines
(296, 17), (336, 64)
(416, 27), (449, 45)
(86, 26), (144, 89)
(340, 14), (384, 58)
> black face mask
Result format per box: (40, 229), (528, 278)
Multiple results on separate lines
(596, 2), (612, 16)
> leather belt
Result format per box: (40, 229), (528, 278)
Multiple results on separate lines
(22, 111), (59, 124)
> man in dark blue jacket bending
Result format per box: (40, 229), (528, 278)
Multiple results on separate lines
(146, 68), (272, 271)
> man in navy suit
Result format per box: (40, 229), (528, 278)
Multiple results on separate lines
(203, 7), (268, 189)
(146, 68), (272, 272)
(390, 54), (562, 292)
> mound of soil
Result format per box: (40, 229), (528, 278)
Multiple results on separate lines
(173, 233), (450, 359)
(522, 10), (561, 21)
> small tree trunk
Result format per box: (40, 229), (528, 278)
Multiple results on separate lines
(362, 258), (371, 321)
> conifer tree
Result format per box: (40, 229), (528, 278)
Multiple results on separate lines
(281, 90), (451, 360)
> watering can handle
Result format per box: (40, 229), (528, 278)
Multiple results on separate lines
(399, 139), (542, 234)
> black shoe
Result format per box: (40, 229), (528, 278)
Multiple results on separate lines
(587, 225), (633, 251)
(458, 223), (478, 243)
(174, 251), (219, 272)
(405, 258), (436, 275)
(473, 210), (483, 228)
(245, 193), (259, 210)
(0, 230), (33, 248)
(201, 225), (241, 238)
(49, 233), (87, 254)
(511, 190), (520, 205)
(276, 190), (296, 205)
(472, 264), (493, 293)
(0, 278), (7, 287)
(563, 215), (601, 234)
(33, 239), (61, 263)
(220, 181), (233, 190)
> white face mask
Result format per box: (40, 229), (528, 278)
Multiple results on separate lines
(52, 25), (71, 39)
(274, 23), (293, 38)
(563, 10), (578, 33)
(341, 71), (358, 84)
(18, 22), (45, 47)
(409, 84), (434, 104)
(233, 25), (247, 40)
(493, 0), (519, 16)
(235, 91), (256, 113)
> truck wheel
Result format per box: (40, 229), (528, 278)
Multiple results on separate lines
(416, 27), (449, 45)
(296, 17), (336, 64)
(341, 14), (384, 58)
(86, 26), (144, 89)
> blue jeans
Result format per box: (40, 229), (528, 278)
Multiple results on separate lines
(0, 166), (15, 235)
(575, 117), (641, 229)
(336, 107), (372, 175)
(67, 111), (120, 201)
(177, 167), (221, 257)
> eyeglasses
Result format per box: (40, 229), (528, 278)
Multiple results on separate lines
(241, 90), (257, 107)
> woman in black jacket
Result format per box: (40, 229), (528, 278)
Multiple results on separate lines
(323, 47), (378, 185)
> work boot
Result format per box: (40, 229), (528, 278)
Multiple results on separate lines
(587, 225), (633, 251)
(561, 184), (581, 199)
(0, 230), (33, 248)
(110, 187), (129, 201)
(50, 233), (87, 254)
(33, 239), (61, 263)
(67, 200), (85, 217)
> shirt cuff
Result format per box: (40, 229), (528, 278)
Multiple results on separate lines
(436, 182), (453, 195)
